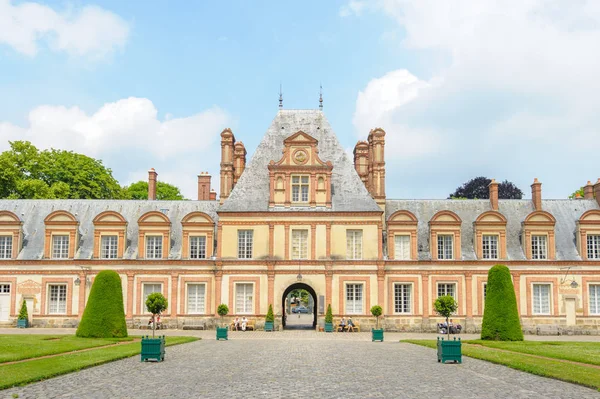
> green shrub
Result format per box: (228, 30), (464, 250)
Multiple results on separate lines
(370, 305), (383, 329)
(217, 304), (229, 327)
(325, 304), (333, 324)
(481, 264), (523, 341)
(434, 295), (458, 332)
(76, 270), (128, 338)
(145, 292), (168, 338)
(265, 304), (274, 323)
(18, 300), (28, 320)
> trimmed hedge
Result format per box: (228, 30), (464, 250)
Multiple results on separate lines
(481, 264), (523, 341)
(76, 270), (128, 338)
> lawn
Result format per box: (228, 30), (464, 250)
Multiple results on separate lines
(0, 336), (198, 390)
(403, 340), (600, 391)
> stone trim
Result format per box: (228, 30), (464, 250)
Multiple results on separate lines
(40, 277), (73, 316)
(338, 276), (371, 316)
(387, 277), (420, 315)
(525, 276), (559, 316)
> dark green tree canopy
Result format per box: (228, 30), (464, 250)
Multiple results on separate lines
(448, 176), (523, 199)
(124, 181), (186, 200)
(481, 264), (523, 341)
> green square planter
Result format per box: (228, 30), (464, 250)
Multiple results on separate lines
(216, 326), (229, 340)
(437, 337), (462, 364)
(324, 322), (334, 332)
(141, 336), (165, 362)
(264, 321), (274, 332)
(17, 319), (29, 328)
(371, 328), (384, 342)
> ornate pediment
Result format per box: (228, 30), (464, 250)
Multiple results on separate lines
(269, 131), (332, 169)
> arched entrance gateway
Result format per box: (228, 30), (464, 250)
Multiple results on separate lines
(281, 283), (318, 329)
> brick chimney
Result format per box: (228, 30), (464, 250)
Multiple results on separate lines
(209, 189), (217, 201)
(219, 128), (235, 204)
(353, 141), (369, 190)
(488, 179), (499, 211)
(531, 178), (542, 211)
(148, 168), (157, 200)
(197, 172), (211, 201)
(584, 181), (594, 200)
(233, 142), (247, 186)
(594, 179), (600, 206)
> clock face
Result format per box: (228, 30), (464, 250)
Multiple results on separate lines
(294, 150), (307, 164)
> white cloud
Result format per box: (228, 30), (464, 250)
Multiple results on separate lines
(0, 0), (129, 59)
(0, 98), (233, 199)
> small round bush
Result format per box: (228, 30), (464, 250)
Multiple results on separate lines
(76, 270), (128, 338)
(481, 264), (523, 341)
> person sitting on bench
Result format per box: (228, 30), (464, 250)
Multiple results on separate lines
(233, 317), (240, 331)
(339, 317), (347, 332)
(241, 316), (248, 331)
(347, 317), (355, 332)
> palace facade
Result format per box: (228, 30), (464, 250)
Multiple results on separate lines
(1, 109), (600, 333)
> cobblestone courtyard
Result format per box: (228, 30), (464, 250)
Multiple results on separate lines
(4, 330), (600, 399)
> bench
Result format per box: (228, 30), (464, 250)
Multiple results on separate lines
(231, 319), (255, 331)
(182, 319), (205, 330)
(333, 319), (360, 332)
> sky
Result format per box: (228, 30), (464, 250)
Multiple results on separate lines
(1, 0), (599, 200)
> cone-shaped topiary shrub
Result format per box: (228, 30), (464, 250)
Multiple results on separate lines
(76, 270), (128, 338)
(18, 300), (28, 320)
(481, 264), (523, 341)
(265, 304), (274, 322)
(325, 304), (333, 324)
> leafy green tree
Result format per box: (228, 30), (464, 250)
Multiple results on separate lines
(481, 265), (523, 341)
(569, 187), (585, 199)
(146, 292), (168, 338)
(434, 296), (458, 334)
(217, 304), (229, 327)
(124, 181), (186, 200)
(76, 270), (128, 338)
(370, 305), (383, 329)
(448, 176), (523, 199)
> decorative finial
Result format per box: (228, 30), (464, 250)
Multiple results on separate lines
(279, 83), (283, 109)
(319, 84), (323, 110)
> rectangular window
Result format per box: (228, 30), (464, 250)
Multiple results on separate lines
(531, 235), (547, 260)
(52, 235), (69, 259)
(100, 235), (118, 259)
(0, 284), (10, 293)
(589, 285), (600, 315)
(532, 284), (551, 314)
(292, 175), (309, 202)
(345, 283), (363, 314)
(145, 236), (163, 259)
(394, 284), (411, 314)
(48, 284), (67, 314)
(394, 235), (410, 260)
(235, 283), (253, 314)
(482, 235), (498, 260)
(237, 230), (253, 259)
(346, 230), (363, 260)
(437, 283), (456, 299)
(292, 230), (308, 260)
(189, 236), (207, 259)
(587, 235), (600, 259)
(0, 236), (13, 259)
(437, 234), (453, 260)
(187, 284), (206, 314)
(142, 283), (162, 311)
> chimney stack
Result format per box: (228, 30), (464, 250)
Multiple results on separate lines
(584, 181), (594, 200)
(148, 168), (157, 200)
(488, 179), (499, 211)
(209, 189), (217, 201)
(594, 179), (600, 206)
(197, 172), (211, 201)
(531, 178), (542, 211)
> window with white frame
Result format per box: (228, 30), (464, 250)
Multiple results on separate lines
(100, 235), (118, 259)
(394, 284), (411, 313)
(437, 234), (453, 260)
(291, 175), (309, 202)
(482, 235), (498, 259)
(346, 230), (363, 260)
(142, 283), (162, 311)
(0, 284), (10, 293)
(145, 236), (163, 259)
(237, 230), (253, 259)
(187, 284), (206, 314)
(437, 283), (456, 299)
(52, 235), (69, 259)
(189, 236), (207, 259)
(394, 235), (410, 260)
(531, 235), (547, 260)
(0, 236), (12, 259)
(589, 285), (600, 315)
(532, 284), (551, 314)
(587, 235), (600, 260)
(292, 229), (308, 259)
(235, 283), (253, 313)
(345, 283), (363, 314)
(48, 284), (67, 314)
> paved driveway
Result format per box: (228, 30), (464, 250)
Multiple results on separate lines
(4, 334), (599, 399)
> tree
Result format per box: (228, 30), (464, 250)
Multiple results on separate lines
(0, 141), (126, 199)
(18, 300), (28, 321)
(76, 270), (128, 338)
(265, 304), (274, 323)
(448, 176), (523, 199)
(325, 304), (333, 324)
(569, 187), (585, 199)
(123, 181), (186, 200)
(217, 304), (229, 327)
(370, 305), (383, 329)
(433, 295), (458, 335)
(146, 293), (168, 338)
(481, 265), (523, 341)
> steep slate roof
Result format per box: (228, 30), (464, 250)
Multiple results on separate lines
(0, 199), (218, 260)
(219, 109), (381, 213)
(385, 199), (600, 261)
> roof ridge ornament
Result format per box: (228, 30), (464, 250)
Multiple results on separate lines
(319, 84), (323, 110)
(279, 83), (283, 109)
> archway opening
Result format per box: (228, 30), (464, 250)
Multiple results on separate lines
(282, 282), (317, 329)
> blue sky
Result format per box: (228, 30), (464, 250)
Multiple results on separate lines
(1, 0), (599, 200)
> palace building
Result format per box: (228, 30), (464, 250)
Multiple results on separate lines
(1, 109), (600, 333)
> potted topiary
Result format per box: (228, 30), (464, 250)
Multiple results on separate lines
(141, 292), (168, 362)
(216, 304), (229, 340)
(371, 305), (384, 342)
(434, 295), (461, 363)
(324, 304), (334, 332)
(264, 304), (275, 332)
(17, 300), (28, 328)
